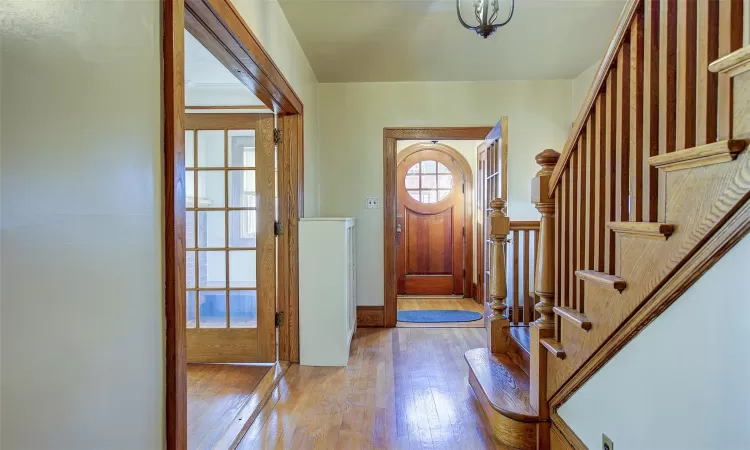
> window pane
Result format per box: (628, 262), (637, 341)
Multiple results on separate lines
(197, 171), (225, 207)
(407, 163), (420, 174)
(438, 190), (450, 201)
(405, 175), (419, 189)
(421, 175), (437, 189)
(438, 163), (450, 174)
(185, 130), (195, 168)
(420, 160), (436, 173)
(186, 211), (196, 249)
(229, 210), (257, 248)
(187, 291), (196, 328)
(229, 130), (256, 168)
(228, 170), (256, 208)
(229, 250), (257, 288)
(197, 130), (224, 167)
(198, 251), (226, 288)
(421, 190), (437, 203)
(199, 291), (226, 328)
(197, 211), (225, 248)
(229, 290), (257, 328)
(438, 174), (453, 189)
(186, 171), (195, 208)
(186, 251), (196, 288)
(408, 190), (420, 201)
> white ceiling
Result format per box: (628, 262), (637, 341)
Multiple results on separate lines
(184, 30), (266, 106)
(278, 0), (626, 82)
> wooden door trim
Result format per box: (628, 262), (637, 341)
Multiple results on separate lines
(164, 0), (304, 448)
(383, 127), (492, 327)
(397, 143), (474, 297)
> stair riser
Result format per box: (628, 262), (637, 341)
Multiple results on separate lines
(507, 333), (531, 376)
(468, 371), (537, 450)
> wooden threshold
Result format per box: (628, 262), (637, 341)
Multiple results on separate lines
(213, 361), (289, 449)
(607, 222), (675, 240)
(575, 270), (627, 292)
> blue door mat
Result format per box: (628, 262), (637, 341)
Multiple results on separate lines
(397, 310), (483, 323)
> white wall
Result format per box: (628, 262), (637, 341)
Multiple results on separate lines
(318, 81), (572, 306)
(559, 234), (750, 450)
(396, 139), (483, 283)
(232, 0), (321, 216)
(571, 60), (600, 124)
(1, 2), (163, 449)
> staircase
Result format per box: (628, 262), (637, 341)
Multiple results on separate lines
(465, 1), (749, 448)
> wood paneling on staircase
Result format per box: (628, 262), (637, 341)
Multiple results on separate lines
(545, 0), (747, 405)
(465, 1), (749, 448)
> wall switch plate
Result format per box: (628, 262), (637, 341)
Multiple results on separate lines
(602, 434), (614, 450)
(366, 197), (380, 209)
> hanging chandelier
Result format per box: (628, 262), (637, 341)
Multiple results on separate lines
(456, 0), (515, 39)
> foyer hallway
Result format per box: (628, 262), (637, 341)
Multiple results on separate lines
(236, 327), (508, 449)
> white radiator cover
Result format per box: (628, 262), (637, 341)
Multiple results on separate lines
(299, 218), (357, 366)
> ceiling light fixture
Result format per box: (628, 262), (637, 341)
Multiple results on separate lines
(456, 0), (514, 39)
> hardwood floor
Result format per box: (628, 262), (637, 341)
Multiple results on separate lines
(188, 363), (272, 450)
(236, 328), (509, 449)
(397, 296), (484, 328)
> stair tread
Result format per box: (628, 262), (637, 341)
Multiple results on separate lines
(575, 270), (627, 292)
(504, 326), (531, 355)
(607, 221), (675, 239)
(553, 306), (592, 330)
(648, 139), (748, 171)
(540, 338), (566, 359)
(464, 348), (538, 422)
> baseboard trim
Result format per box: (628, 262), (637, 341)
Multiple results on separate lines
(551, 412), (587, 450)
(357, 306), (385, 327)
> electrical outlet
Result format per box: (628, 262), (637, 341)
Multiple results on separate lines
(602, 434), (614, 450)
(366, 197), (381, 209)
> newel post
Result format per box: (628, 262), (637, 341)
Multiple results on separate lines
(529, 149), (560, 421)
(487, 198), (510, 353)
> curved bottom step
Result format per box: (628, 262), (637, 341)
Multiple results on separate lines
(465, 347), (544, 450)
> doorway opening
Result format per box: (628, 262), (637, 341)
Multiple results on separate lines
(395, 142), (481, 328)
(164, 1), (304, 448)
(383, 128), (494, 329)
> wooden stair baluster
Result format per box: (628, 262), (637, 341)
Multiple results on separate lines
(487, 198), (511, 353)
(529, 149), (560, 424)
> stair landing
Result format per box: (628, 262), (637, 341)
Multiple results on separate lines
(465, 348), (540, 450)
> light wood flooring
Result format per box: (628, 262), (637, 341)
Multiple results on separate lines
(397, 296), (485, 328)
(188, 363), (272, 450)
(236, 327), (507, 449)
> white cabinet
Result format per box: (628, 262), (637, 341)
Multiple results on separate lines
(299, 218), (356, 366)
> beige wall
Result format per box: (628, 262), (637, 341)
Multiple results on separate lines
(1, 2), (164, 449)
(232, 0), (321, 216)
(318, 81), (572, 306)
(559, 234), (750, 449)
(396, 139), (483, 283)
(571, 60), (600, 124)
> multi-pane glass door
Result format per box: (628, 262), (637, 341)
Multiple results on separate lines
(185, 114), (276, 363)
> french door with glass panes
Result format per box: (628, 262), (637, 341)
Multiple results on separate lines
(185, 114), (276, 363)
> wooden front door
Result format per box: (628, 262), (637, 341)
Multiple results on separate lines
(185, 113), (277, 363)
(397, 149), (467, 295)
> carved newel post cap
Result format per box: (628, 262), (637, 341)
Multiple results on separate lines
(536, 149), (561, 167)
(489, 197), (507, 211)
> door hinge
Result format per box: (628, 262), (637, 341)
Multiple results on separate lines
(274, 221), (284, 236)
(462, 183), (465, 193)
(274, 128), (283, 145)
(462, 226), (465, 237)
(275, 312), (285, 327)
(462, 269), (466, 278)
